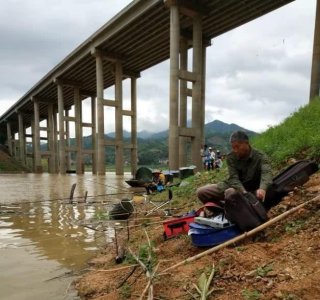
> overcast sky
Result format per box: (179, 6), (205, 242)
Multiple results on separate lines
(0, 0), (317, 134)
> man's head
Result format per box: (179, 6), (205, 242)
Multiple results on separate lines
(229, 131), (251, 159)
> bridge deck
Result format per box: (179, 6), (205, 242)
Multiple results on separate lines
(0, 0), (294, 133)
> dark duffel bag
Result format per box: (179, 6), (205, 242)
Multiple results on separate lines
(264, 160), (319, 210)
(225, 191), (268, 232)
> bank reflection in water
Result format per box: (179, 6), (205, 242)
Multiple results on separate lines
(0, 173), (133, 270)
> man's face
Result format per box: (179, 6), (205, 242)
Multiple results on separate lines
(231, 141), (250, 159)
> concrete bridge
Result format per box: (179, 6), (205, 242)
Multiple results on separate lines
(0, 0), (319, 175)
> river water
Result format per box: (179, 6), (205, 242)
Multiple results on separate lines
(0, 172), (134, 300)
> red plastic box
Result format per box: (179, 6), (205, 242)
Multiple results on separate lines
(163, 211), (200, 240)
(162, 203), (223, 240)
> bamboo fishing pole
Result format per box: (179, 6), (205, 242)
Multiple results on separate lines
(159, 193), (320, 275)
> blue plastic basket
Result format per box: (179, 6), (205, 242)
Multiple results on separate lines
(188, 222), (241, 247)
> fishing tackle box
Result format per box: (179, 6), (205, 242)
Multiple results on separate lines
(162, 202), (224, 240)
(163, 210), (200, 240)
(194, 214), (231, 228)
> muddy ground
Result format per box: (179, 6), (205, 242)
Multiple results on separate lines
(75, 174), (320, 300)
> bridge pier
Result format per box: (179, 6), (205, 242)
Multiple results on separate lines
(91, 96), (97, 174)
(115, 61), (124, 175)
(130, 77), (138, 176)
(191, 14), (203, 170)
(57, 83), (66, 174)
(310, 0), (320, 100)
(168, 4), (180, 171)
(74, 87), (84, 174)
(48, 103), (57, 173)
(94, 51), (105, 175)
(179, 37), (188, 167)
(18, 112), (26, 165)
(167, 2), (206, 171)
(6, 122), (13, 156)
(93, 48), (137, 175)
(32, 99), (42, 173)
(53, 107), (59, 173)
(65, 109), (71, 171)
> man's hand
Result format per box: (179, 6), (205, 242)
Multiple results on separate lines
(256, 189), (266, 201)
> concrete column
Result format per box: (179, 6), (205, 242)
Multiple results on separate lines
(191, 14), (203, 170)
(6, 122), (13, 155)
(18, 112), (26, 164)
(48, 103), (56, 173)
(310, 0), (320, 100)
(74, 87), (83, 174)
(200, 45), (207, 145)
(33, 99), (42, 173)
(65, 109), (71, 170)
(131, 77), (138, 176)
(13, 138), (17, 158)
(179, 38), (188, 167)
(168, 5), (180, 170)
(53, 108), (59, 173)
(95, 53), (105, 175)
(57, 84), (66, 174)
(91, 96), (97, 174)
(31, 120), (35, 169)
(115, 61), (124, 175)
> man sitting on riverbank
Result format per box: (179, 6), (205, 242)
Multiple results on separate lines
(196, 131), (273, 207)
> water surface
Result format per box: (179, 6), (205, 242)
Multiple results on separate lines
(0, 173), (133, 299)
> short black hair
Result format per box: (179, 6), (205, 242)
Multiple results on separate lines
(229, 131), (249, 143)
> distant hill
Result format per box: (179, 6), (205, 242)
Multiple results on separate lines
(204, 120), (257, 152)
(204, 120), (256, 135)
(102, 119), (257, 164)
(106, 119), (256, 141)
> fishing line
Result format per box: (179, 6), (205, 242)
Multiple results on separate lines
(1, 176), (142, 207)
(83, 178), (136, 193)
(0, 191), (136, 207)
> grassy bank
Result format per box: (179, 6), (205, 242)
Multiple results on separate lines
(252, 97), (320, 166)
(156, 98), (320, 207)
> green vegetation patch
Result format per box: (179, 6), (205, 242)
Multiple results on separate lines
(242, 288), (261, 300)
(252, 98), (320, 167)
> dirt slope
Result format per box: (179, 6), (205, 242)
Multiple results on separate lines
(75, 174), (320, 300)
(0, 147), (30, 173)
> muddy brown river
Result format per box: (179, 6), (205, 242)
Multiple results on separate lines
(0, 173), (134, 299)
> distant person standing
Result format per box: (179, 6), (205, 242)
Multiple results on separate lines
(201, 144), (210, 170)
(216, 149), (221, 159)
(214, 157), (223, 169)
(208, 147), (215, 170)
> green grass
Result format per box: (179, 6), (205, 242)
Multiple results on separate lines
(252, 97), (320, 167)
(255, 264), (273, 277)
(284, 219), (306, 234)
(242, 288), (261, 300)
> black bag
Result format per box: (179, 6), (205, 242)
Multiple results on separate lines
(225, 192), (268, 232)
(264, 160), (319, 210)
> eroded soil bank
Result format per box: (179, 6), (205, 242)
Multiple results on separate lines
(76, 174), (320, 300)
